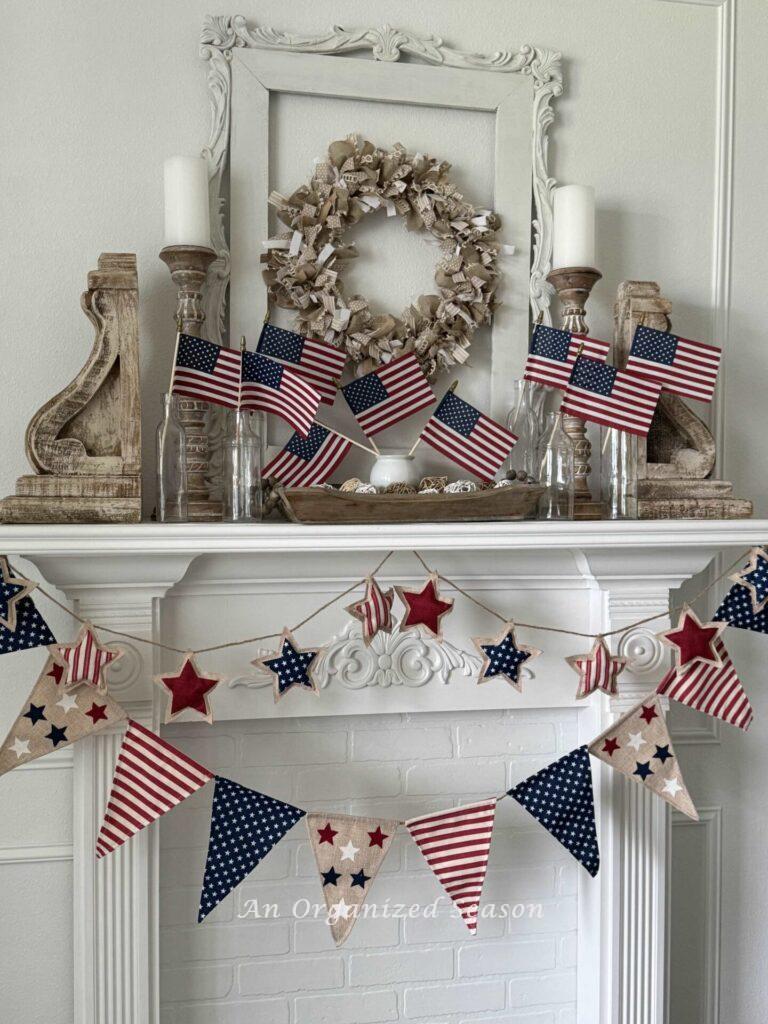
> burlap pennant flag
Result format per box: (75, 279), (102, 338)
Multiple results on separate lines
(0, 658), (127, 776)
(306, 812), (398, 946)
(406, 799), (497, 933)
(199, 777), (305, 923)
(656, 637), (753, 731)
(507, 746), (600, 876)
(96, 720), (213, 857)
(589, 695), (698, 820)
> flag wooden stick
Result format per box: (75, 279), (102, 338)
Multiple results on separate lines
(316, 423), (378, 457)
(407, 379), (458, 457)
(167, 322), (182, 396)
(539, 343), (585, 478)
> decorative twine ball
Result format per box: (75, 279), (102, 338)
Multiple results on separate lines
(354, 483), (378, 494)
(494, 478), (513, 488)
(419, 487), (440, 495)
(506, 468), (518, 481)
(340, 478), (363, 492)
(385, 482), (417, 495)
(419, 475), (448, 492)
(444, 480), (478, 494)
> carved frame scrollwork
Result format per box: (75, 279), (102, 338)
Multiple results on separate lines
(199, 14), (562, 344)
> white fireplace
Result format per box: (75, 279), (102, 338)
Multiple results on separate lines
(11, 518), (764, 1024)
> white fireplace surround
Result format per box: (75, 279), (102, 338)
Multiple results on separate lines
(4, 519), (767, 1024)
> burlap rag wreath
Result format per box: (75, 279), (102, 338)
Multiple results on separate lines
(262, 135), (502, 378)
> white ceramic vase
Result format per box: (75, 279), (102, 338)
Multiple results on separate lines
(369, 448), (418, 489)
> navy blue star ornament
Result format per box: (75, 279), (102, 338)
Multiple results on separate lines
(0, 556), (34, 632)
(252, 628), (323, 703)
(472, 622), (541, 692)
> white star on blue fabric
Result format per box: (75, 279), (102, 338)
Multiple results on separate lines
(254, 629), (322, 702)
(0, 594), (56, 655)
(472, 623), (541, 692)
(715, 550), (768, 634)
(198, 775), (304, 922)
(729, 546), (768, 613)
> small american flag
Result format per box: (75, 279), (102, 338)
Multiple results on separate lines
(626, 325), (721, 402)
(171, 334), (242, 409)
(524, 324), (611, 390)
(96, 720), (212, 858)
(257, 323), (347, 405)
(419, 391), (517, 481)
(656, 638), (753, 732)
(561, 356), (662, 437)
(262, 422), (351, 487)
(341, 354), (434, 437)
(406, 799), (497, 933)
(240, 351), (321, 438)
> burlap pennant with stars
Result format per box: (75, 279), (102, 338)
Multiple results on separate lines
(0, 657), (127, 776)
(588, 694), (698, 820)
(306, 811), (398, 946)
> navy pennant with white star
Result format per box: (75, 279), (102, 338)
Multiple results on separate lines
(252, 628), (323, 703)
(714, 549), (768, 634)
(198, 776), (305, 923)
(0, 593), (56, 655)
(507, 746), (600, 877)
(472, 623), (541, 691)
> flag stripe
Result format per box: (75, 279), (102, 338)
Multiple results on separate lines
(343, 354), (434, 437)
(262, 430), (351, 488)
(524, 329), (611, 390)
(656, 637), (753, 731)
(561, 362), (662, 437)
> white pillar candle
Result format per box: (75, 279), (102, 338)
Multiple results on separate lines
(163, 155), (211, 248)
(552, 184), (595, 269)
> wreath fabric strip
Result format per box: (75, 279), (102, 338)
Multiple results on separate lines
(262, 135), (502, 379)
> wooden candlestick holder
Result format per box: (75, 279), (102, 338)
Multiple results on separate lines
(546, 266), (603, 520)
(159, 244), (222, 522)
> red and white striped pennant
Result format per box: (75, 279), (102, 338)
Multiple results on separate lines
(406, 798), (497, 933)
(345, 577), (394, 646)
(96, 720), (213, 857)
(656, 637), (754, 731)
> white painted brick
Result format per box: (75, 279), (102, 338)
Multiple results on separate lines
(222, 768), (295, 805)
(509, 899), (577, 934)
(161, 887), (232, 927)
(237, 880), (319, 918)
(171, 1000), (289, 1024)
(557, 863), (578, 896)
(458, 937), (556, 976)
(508, 971), (577, 1008)
(507, 758), (555, 789)
(239, 956), (343, 995)
(558, 1007), (577, 1024)
(241, 731), (348, 766)
(489, 830), (570, 867)
(349, 948), (454, 986)
(160, 807), (217, 849)
(161, 965), (234, 1002)
(365, 873), (451, 908)
(294, 914), (400, 953)
(559, 933), (577, 968)
(458, 723), (557, 757)
(461, 1015), (555, 1024)
(349, 797), (447, 819)
(164, 735), (235, 769)
(404, 981), (506, 1018)
(296, 765), (402, 800)
(404, 762), (506, 795)
(403, 909), (505, 944)
(351, 728), (452, 761)
(483, 867), (556, 901)
(161, 922), (289, 964)
(294, 989), (398, 1024)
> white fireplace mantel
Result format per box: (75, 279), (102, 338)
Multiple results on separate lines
(2, 519), (765, 1024)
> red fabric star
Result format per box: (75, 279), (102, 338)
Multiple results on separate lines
(396, 574), (454, 640)
(154, 655), (222, 724)
(639, 704), (658, 724)
(85, 702), (109, 724)
(602, 737), (620, 756)
(660, 606), (726, 670)
(317, 822), (338, 845)
(47, 661), (65, 685)
(566, 638), (627, 700)
(368, 826), (388, 848)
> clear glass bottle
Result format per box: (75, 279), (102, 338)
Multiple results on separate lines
(537, 412), (575, 520)
(223, 409), (262, 522)
(155, 392), (188, 522)
(602, 427), (638, 519)
(506, 379), (541, 480)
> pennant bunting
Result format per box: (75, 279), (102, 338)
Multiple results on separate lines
(656, 637), (753, 731)
(659, 605), (727, 671)
(345, 577), (394, 646)
(252, 629), (322, 702)
(341, 353), (434, 437)
(560, 355), (662, 437)
(523, 324), (611, 391)
(714, 574), (768, 635)
(0, 556), (35, 632)
(262, 422), (351, 488)
(154, 654), (223, 725)
(507, 746), (599, 876)
(306, 812), (398, 945)
(625, 324), (721, 403)
(49, 624), (123, 693)
(0, 658), (127, 776)
(418, 391), (518, 482)
(566, 638), (627, 699)
(727, 546), (768, 613)
(199, 777), (305, 923)
(406, 799), (497, 933)
(588, 695), (698, 820)
(257, 322), (346, 405)
(0, 593), (56, 655)
(396, 573), (454, 641)
(472, 623), (541, 691)
(96, 720), (213, 857)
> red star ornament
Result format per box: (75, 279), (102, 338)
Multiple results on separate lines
(346, 577), (394, 646)
(659, 605), (727, 671)
(0, 555), (35, 632)
(153, 654), (223, 724)
(368, 825), (388, 848)
(396, 573), (454, 641)
(566, 638), (627, 700)
(48, 624), (124, 693)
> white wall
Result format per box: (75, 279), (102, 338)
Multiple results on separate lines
(2, 2), (768, 1023)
